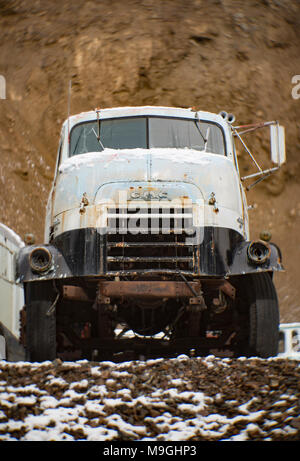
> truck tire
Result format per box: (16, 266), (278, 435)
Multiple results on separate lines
(25, 281), (57, 362)
(235, 272), (279, 358)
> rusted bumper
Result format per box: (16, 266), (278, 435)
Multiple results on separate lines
(63, 280), (202, 301)
(99, 280), (201, 298)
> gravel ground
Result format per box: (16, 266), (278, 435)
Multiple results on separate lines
(0, 355), (299, 442)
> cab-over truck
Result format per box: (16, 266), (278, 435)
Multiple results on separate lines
(16, 106), (286, 361)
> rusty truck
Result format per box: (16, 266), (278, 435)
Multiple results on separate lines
(14, 106), (286, 361)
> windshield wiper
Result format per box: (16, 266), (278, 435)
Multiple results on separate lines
(204, 126), (210, 152)
(93, 108), (105, 151)
(194, 113), (207, 147)
(92, 127), (105, 151)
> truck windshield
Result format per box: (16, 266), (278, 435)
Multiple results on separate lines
(70, 116), (225, 156)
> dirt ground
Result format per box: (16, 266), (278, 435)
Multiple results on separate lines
(0, 0), (299, 321)
(0, 356), (299, 441)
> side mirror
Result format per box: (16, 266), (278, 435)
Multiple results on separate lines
(270, 124), (286, 166)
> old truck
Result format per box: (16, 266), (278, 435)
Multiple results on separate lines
(15, 106), (286, 362)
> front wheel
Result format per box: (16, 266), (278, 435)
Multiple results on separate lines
(24, 281), (57, 362)
(234, 272), (279, 358)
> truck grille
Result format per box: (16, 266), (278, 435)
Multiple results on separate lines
(104, 206), (198, 274)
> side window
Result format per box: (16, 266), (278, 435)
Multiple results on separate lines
(57, 130), (65, 164)
(55, 129), (65, 175)
(58, 140), (62, 163)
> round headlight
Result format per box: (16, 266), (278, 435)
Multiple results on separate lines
(247, 240), (270, 265)
(29, 247), (52, 273)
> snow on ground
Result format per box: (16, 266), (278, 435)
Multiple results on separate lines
(0, 355), (299, 441)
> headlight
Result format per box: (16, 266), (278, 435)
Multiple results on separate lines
(29, 247), (52, 273)
(247, 240), (270, 265)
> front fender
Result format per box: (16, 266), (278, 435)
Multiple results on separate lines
(228, 240), (283, 276)
(16, 244), (73, 283)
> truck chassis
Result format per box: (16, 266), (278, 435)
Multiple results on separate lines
(16, 106), (285, 362)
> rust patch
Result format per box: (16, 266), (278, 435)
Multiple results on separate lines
(62, 285), (92, 302)
(98, 280), (202, 298)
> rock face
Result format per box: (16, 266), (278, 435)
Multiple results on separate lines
(0, 1), (300, 319)
(0, 356), (299, 441)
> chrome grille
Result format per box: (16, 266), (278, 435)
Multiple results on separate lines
(105, 206), (198, 274)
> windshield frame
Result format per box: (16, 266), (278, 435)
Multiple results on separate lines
(69, 115), (227, 157)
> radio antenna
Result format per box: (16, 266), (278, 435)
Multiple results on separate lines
(67, 79), (72, 156)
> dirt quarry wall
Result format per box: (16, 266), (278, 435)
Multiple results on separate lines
(0, 0), (299, 321)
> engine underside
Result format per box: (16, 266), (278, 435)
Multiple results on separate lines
(21, 275), (244, 362)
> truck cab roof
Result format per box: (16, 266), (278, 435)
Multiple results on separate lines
(65, 106), (231, 134)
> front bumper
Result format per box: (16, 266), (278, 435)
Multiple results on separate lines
(16, 226), (283, 283)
